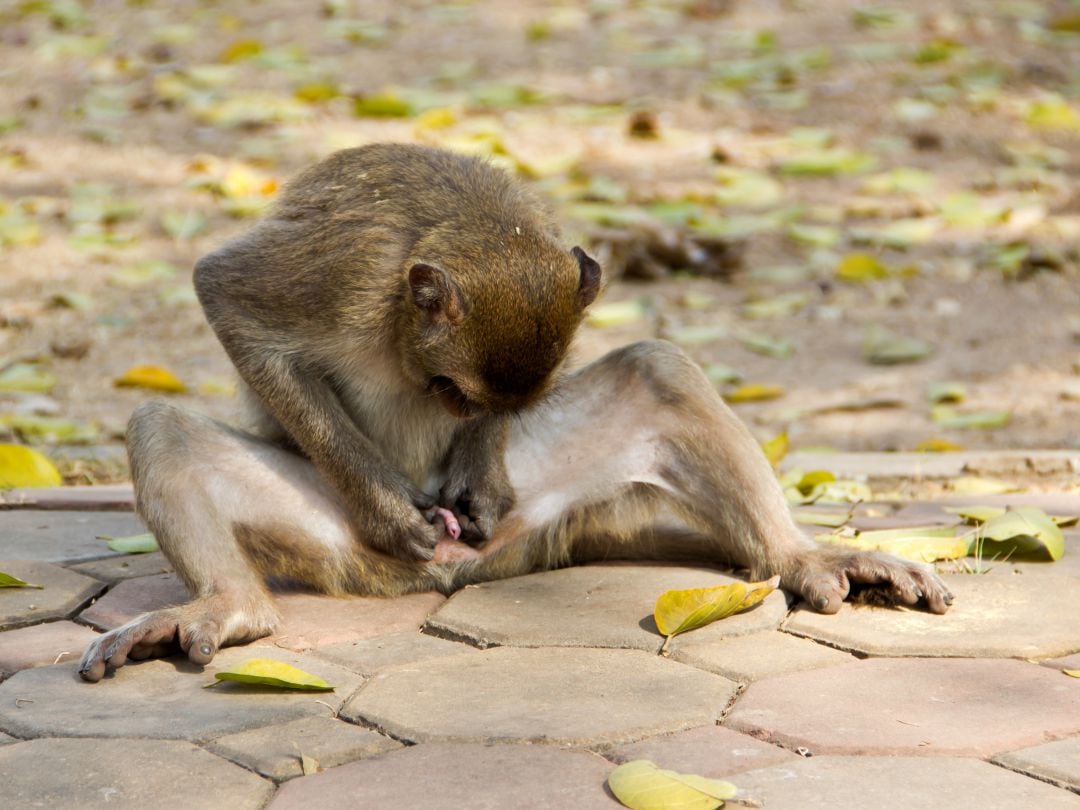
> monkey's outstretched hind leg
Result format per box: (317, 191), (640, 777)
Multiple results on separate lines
(528, 341), (952, 614)
(80, 402), (362, 681)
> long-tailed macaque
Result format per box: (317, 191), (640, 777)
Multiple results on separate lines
(79, 144), (951, 682)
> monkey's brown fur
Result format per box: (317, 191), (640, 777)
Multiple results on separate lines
(80, 145), (951, 682)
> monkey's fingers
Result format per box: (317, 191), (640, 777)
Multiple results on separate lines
(78, 611), (181, 682)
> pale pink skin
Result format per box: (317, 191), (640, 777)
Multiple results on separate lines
(427, 506), (483, 562)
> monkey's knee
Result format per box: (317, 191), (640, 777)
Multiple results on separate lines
(595, 340), (709, 407)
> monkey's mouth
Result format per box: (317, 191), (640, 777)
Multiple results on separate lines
(429, 376), (479, 419)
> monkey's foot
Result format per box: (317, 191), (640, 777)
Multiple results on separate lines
(783, 546), (953, 615)
(78, 594), (280, 682)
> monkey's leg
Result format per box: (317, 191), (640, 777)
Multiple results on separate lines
(79, 402), (438, 682)
(497, 341), (952, 614)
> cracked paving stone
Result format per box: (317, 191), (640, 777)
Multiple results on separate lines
(309, 630), (474, 676)
(783, 574), (1080, 658)
(0, 737), (271, 810)
(670, 629), (855, 682)
(70, 551), (172, 583)
(725, 658), (1080, 756)
(425, 564), (787, 652)
(993, 737), (1080, 792)
(606, 725), (797, 776)
(0, 510), (145, 564)
(0, 647), (362, 742)
(206, 716), (401, 781)
(267, 742), (619, 809)
(342, 646), (737, 746)
(258, 591), (446, 652)
(78, 573), (189, 631)
(0, 560), (104, 630)
(732, 755), (1080, 810)
(0, 620), (100, 678)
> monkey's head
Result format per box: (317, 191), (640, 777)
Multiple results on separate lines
(400, 227), (601, 418)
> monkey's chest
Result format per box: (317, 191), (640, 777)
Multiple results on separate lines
(336, 377), (456, 493)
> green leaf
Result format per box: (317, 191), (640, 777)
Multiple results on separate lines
(352, 92), (414, 118)
(976, 507), (1064, 561)
(585, 299), (649, 328)
(931, 406), (1010, 430)
(703, 364), (743, 386)
(777, 148), (876, 177)
(0, 571), (44, 589)
(0, 363), (57, 394)
(926, 382), (966, 404)
(666, 325), (728, 346)
(0, 415), (99, 445)
(863, 326), (933, 365)
(654, 576), (779, 638)
(945, 505), (1007, 524)
(99, 533), (159, 554)
(608, 759), (737, 810)
(0, 444), (63, 489)
(213, 658), (334, 691)
(742, 292), (809, 320)
(161, 210), (208, 240)
(1025, 95), (1080, 131)
(741, 332), (793, 358)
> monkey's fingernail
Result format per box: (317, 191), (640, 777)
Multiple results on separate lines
(814, 595), (829, 610)
(199, 644), (213, 656)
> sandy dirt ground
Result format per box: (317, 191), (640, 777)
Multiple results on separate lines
(0, 0), (1078, 484)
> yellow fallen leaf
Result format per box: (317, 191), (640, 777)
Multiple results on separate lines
(836, 252), (890, 282)
(0, 363), (57, 394)
(949, 476), (1021, 496)
(654, 575), (779, 639)
(819, 526), (967, 562)
(1064, 670), (1080, 678)
(793, 509), (852, 528)
(114, 365), (187, 393)
(213, 658), (334, 691)
(585, 299), (649, 328)
(0, 444), (63, 489)
(608, 759), (737, 810)
(725, 384), (784, 403)
(945, 505), (1007, 524)
(761, 432), (789, 467)
(913, 438), (964, 452)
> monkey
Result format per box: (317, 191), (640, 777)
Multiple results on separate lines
(79, 144), (952, 682)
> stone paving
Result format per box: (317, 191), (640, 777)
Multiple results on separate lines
(0, 451), (1078, 808)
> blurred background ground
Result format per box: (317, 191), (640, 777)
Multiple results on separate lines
(0, 0), (1078, 485)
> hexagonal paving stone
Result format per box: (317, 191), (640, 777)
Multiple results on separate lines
(70, 551), (172, 583)
(606, 725), (797, 776)
(1044, 652), (1080, 672)
(0, 560), (104, 630)
(0, 737), (271, 809)
(78, 572), (189, 631)
(0, 647), (363, 742)
(310, 630), (475, 676)
(268, 742), (619, 809)
(670, 630), (855, 682)
(259, 591), (446, 652)
(732, 755), (1080, 810)
(0, 620), (100, 678)
(0, 510), (144, 563)
(344, 647), (737, 746)
(993, 737), (1080, 792)
(783, 574), (1080, 658)
(725, 658), (1080, 756)
(206, 716), (401, 781)
(425, 564), (787, 652)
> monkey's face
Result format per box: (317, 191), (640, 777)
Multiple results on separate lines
(405, 242), (601, 418)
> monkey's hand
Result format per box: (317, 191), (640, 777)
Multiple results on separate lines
(355, 483), (445, 561)
(439, 465), (515, 545)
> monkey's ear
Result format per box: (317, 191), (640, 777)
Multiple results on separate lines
(571, 246), (602, 308)
(409, 263), (466, 325)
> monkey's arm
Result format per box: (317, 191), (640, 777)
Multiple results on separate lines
(236, 351), (442, 560)
(440, 416), (516, 543)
